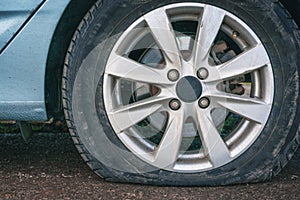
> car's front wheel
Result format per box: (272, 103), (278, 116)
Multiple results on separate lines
(63, 0), (300, 186)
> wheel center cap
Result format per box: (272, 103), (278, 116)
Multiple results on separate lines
(176, 76), (202, 103)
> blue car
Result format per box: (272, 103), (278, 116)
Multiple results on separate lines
(1, 0), (299, 186)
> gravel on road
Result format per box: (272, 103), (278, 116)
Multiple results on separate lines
(0, 133), (299, 199)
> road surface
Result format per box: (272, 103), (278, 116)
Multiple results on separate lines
(0, 133), (299, 199)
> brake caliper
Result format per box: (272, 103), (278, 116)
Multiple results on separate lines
(212, 40), (245, 95)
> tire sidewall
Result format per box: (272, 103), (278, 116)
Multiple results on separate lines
(67, 0), (299, 185)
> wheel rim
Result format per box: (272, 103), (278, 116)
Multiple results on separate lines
(103, 3), (274, 172)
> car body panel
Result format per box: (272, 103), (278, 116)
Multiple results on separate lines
(0, 0), (70, 121)
(0, 0), (45, 51)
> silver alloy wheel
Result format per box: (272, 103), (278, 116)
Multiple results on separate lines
(103, 3), (274, 172)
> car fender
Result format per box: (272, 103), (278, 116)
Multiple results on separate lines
(0, 0), (71, 121)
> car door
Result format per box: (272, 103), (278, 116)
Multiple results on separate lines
(0, 0), (44, 51)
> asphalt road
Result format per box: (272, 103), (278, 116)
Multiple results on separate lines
(0, 133), (299, 200)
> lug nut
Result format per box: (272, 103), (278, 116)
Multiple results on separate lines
(197, 68), (209, 80)
(199, 97), (210, 109)
(168, 69), (180, 82)
(169, 99), (181, 111)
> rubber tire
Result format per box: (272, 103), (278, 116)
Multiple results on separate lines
(62, 0), (300, 186)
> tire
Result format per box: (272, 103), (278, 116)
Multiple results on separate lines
(62, 0), (300, 186)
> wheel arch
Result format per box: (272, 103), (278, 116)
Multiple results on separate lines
(45, 0), (99, 119)
(280, 0), (300, 26)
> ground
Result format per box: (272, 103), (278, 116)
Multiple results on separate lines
(0, 133), (299, 199)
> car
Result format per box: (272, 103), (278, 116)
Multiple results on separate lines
(0, 0), (299, 186)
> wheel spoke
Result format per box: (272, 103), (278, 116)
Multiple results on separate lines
(103, 3), (275, 173)
(144, 7), (181, 67)
(108, 95), (171, 133)
(194, 5), (225, 67)
(211, 92), (272, 124)
(195, 108), (231, 166)
(207, 44), (270, 82)
(106, 55), (171, 85)
(153, 111), (184, 167)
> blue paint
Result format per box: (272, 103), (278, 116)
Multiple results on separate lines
(0, 0), (45, 51)
(0, 101), (46, 121)
(0, 0), (71, 121)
